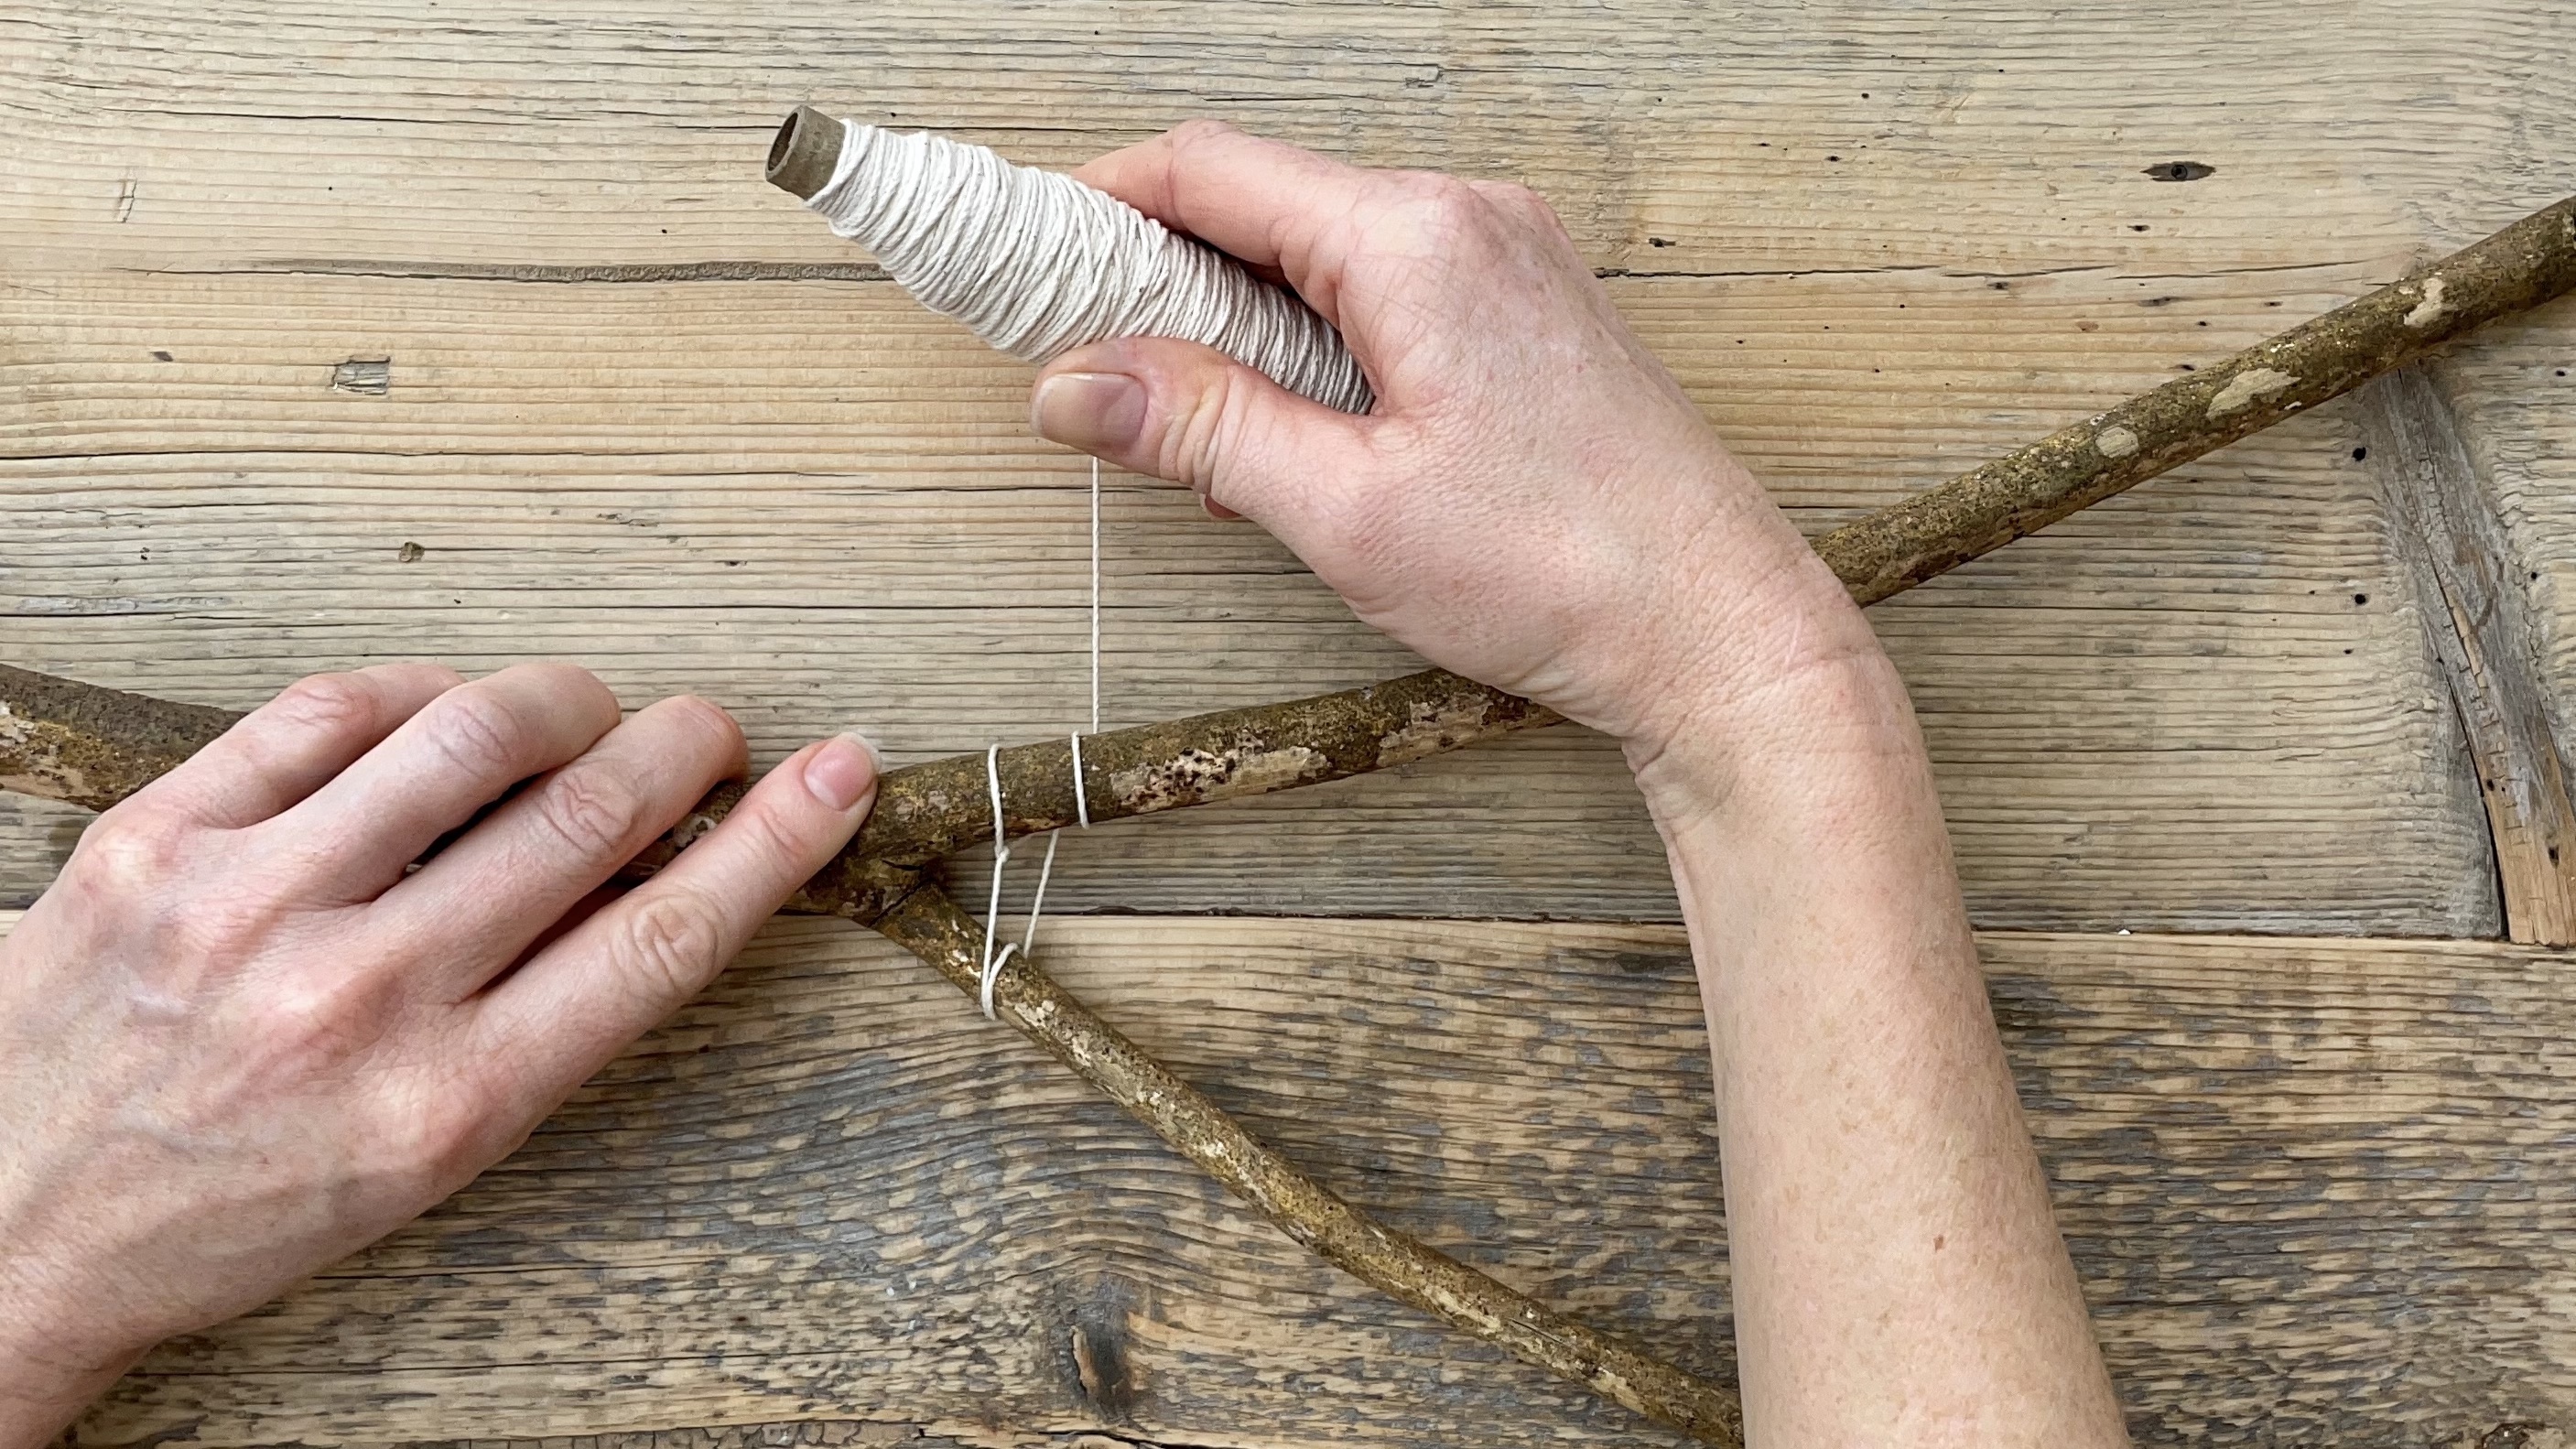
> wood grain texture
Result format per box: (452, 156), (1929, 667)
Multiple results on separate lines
(306, 1430), (1135, 1449)
(2359, 366), (2576, 943)
(7, 0), (2571, 935)
(10, 4), (2576, 1439)
(9, 912), (2559, 1447)
(2434, 302), (2576, 831)
(0, 260), (2501, 933)
(261, 1424), (2576, 1449)
(3, 0), (2570, 277)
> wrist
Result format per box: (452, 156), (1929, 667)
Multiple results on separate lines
(1612, 518), (1922, 827)
(0, 1285), (147, 1444)
(0, 1335), (135, 1448)
(1621, 623), (1929, 839)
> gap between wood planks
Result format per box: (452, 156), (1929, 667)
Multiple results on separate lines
(182, 1419), (2569, 1449)
(29, 912), (2576, 1447)
(2360, 364), (2576, 943)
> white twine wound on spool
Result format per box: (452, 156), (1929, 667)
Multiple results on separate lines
(806, 119), (1374, 415)
(808, 119), (1324, 1015)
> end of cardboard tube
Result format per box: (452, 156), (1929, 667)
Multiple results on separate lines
(766, 105), (842, 200)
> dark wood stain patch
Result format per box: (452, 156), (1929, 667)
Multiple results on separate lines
(65, 921), (2576, 1448)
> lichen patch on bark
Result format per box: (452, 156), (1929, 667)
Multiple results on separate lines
(2093, 425), (2141, 460)
(2207, 366), (2297, 419)
(2405, 276), (2451, 329)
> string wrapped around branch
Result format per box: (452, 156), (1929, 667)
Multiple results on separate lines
(5, 121), (2571, 1444)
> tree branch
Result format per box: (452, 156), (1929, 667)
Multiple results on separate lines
(865, 881), (1745, 1444)
(8, 196), (2569, 858)
(4, 190), (2571, 1447)
(1820, 195), (2576, 603)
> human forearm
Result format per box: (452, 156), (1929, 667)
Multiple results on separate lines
(1636, 632), (2127, 1444)
(1028, 121), (2127, 1442)
(0, 1319), (135, 1449)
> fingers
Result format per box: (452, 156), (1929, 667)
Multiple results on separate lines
(1070, 120), (1373, 317)
(374, 694), (749, 996)
(260, 662), (623, 903)
(1030, 335), (1369, 538)
(131, 664), (464, 829)
(467, 733), (880, 1102)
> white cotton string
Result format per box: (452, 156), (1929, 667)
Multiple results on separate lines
(1089, 455), (1101, 736)
(806, 119), (1374, 415)
(817, 121), (1265, 1016)
(974, 460), (1105, 1021)
(978, 743), (1021, 1020)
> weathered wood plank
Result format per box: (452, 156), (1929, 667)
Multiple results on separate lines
(5, 0), (2570, 280)
(307, 1430), (1072, 1449)
(8, 3), (2574, 1445)
(0, 263), (2498, 932)
(2359, 365), (2576, 943)
(2432, 299), (2576, 867)
(15, 913), (2564, 1448)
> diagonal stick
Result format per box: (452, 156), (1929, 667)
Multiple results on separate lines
(2, 191), (2571, 1445)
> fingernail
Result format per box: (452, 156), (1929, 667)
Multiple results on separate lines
(1032, 372), (1146, 453)
(803, 733), (878, 812)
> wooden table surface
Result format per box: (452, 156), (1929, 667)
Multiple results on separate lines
(5, 1), (2573, 1444)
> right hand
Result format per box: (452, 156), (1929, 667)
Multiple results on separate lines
(1028, 121), (1889, 769)
(1029, 126), (2134, 1448)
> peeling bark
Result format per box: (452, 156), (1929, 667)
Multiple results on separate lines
(0, 664), (240, 813)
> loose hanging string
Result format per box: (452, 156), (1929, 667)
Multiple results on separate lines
(977, 457), (1103, 1019)
(804, 119), (1375, 414)
(799, 118), (1368, 1015)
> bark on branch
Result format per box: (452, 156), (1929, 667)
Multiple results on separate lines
(4, 190), (2571, 1446)
(868, 882), (1744, 1444)
(1820, 194), (2576, 603)
(10, 197), (2568, 861)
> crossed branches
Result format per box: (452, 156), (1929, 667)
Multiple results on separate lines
(4, 195), (2571, 1446)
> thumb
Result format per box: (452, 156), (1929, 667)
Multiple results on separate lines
(1029, 336), (1365, 521)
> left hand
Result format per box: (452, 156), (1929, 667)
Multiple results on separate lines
(0, 662), (879, 1443)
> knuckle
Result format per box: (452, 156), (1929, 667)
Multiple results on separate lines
(1158, 363), (1250, 490)
(529, 764), (653, 861)
(399, 659), (470, 686)
(418, 687), (529, 780)
(369, 660), (467, 697)
(528, 658), (615, 703)
(609, 887), (730, 1007)
(1167, 116), (1244, 149)
(1402, 170), (1481, 222)
(492, 660), (620, 727)
(665, 694), (746, 759)
(74, 806), (190, 892)
(1477, 178), (1561, 227)
(731, 795), (815, 881)
(1380, 173), (1518, 260)
(257, 972), (394, 1068)
(270, 672), (382, 737)
(366, 1081), (497, 1195)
